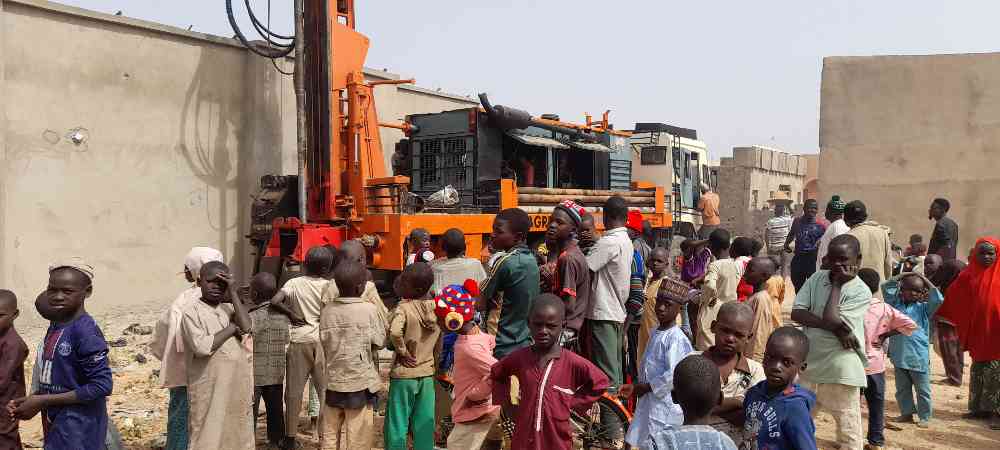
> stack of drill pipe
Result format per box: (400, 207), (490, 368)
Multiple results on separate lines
(517, 187), (655, 207)
(517, 205), (656, 213)
(516, 187), (656, 213)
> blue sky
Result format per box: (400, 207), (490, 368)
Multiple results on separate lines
(55, 0), (1000, 160)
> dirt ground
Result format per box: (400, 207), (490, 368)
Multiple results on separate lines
(13, 281), (1000, 449)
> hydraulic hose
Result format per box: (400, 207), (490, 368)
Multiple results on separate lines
(226, 0), (295, 59)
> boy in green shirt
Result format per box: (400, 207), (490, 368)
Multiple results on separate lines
(791, 234), (871, 450)
(479, 208), (541, 359)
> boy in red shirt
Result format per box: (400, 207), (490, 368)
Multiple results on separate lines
(490, 294), (609, 450)
(0, 290), (28, 450)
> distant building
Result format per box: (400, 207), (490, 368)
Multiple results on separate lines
(717, 146), (808, 239)
(803, 154), (820, 200)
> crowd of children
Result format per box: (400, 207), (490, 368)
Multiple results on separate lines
(0, 193), (989, 450)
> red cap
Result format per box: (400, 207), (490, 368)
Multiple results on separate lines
(626, 210), (643, 233)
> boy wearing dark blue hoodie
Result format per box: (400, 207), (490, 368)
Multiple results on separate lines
(743, 327), (817, 450)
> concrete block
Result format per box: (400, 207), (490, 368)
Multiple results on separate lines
(733, 147), (758, 167)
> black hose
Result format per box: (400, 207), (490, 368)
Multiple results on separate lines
(244, 0), (295, 40)
(226, 0), (294, 59)
(244, 0), (294, 48)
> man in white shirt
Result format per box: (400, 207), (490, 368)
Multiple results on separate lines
(765, 200), (794, 277)
(817, 195), (851, 269)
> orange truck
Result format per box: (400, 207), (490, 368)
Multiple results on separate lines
(239, 1), (671, 281)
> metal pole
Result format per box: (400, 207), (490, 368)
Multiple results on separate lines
(293, 0), (307, 222)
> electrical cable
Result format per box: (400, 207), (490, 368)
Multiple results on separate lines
(226, 0), (294, 59)
(267, 0), (294, 75)
(244, 0), (293, 49)
(244, 0), (294, 40)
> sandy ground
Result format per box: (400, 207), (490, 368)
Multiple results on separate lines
(12, 281), (1000, 449)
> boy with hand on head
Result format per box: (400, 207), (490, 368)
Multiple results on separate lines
(246, 272), (289, 448)
(149, 246), (223, 450)
(479, 208), (541, 358)
(433, 281), (500, 450)
(694, 302), (766, 444)
(180, 261), (254, 450)
(643, 355), (738, 450)
(881, 271), (943, 429)
(858, 268), (916, 449)
(742, 257), (778, 362)
(319, 260), (386, 450)
(490, 294), (610, 450)
(385, 262), (440, 450)
(10, 259), (112, 450)
(545, 200), (592, 346)
(0, 290), (28, 450)
(744, 327), (818, 450)
(622, 279), (695, 447)
(790, 234), (871, 450)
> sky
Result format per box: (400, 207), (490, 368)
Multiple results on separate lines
(55, 0), (1000, 161)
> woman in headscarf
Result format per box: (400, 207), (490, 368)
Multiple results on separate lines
(930, 258), (968, 386)
(935, 237), (1000, 429)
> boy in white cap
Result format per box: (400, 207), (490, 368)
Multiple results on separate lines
(150, 247), (223, 450)
(10, 258), (113, 450)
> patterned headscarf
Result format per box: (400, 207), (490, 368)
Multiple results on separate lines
(434, 280), (480, 331)
(554, 199), (586, 228)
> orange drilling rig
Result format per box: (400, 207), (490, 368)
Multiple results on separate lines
(231, 1), (672, 282)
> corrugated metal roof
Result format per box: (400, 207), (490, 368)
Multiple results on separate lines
(506, 132), (570, 149)
(567, 141), (613, 152)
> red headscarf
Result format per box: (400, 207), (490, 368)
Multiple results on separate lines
(936, 237), (1000, 363)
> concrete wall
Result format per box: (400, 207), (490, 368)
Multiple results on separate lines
(820, 53), (1000, 257)
(802, 154), (819, 200)
(718, 146), (806, 238)
(0, 0), (475, 324)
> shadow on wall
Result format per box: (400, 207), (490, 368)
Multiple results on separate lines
(176, 47), (246, 274)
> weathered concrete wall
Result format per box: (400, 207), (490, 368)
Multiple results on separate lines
(820, 53), (1000, 256)
(718, 146), (806, 238)
(0, 0), (475, 324)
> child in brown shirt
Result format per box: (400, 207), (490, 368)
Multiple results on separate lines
(386, 263), (441, 450)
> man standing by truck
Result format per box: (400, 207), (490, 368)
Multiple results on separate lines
(697, 184), (721, 239)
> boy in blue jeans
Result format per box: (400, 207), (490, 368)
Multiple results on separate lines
(881, 272), (944, 428)
(744, 326), (817, 450)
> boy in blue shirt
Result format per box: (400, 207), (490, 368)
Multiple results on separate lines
(9, 259), (112, 450)
(643, 354), (737, 450)
(881, 272), (944, 428)
(622, 278), (695, 447)
(744, 326), (817, 450)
